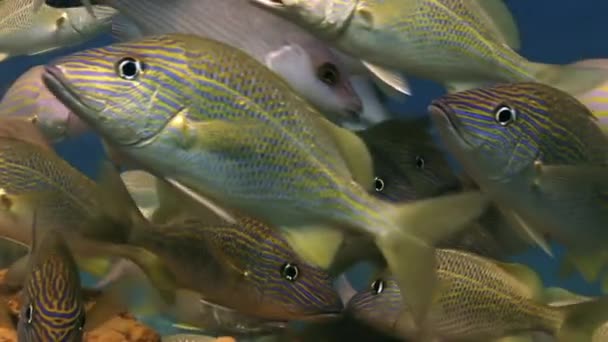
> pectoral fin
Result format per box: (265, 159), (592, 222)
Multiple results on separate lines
(362, 61), (411, 96)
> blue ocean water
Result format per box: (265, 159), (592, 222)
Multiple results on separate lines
(0, 0), (607, 334)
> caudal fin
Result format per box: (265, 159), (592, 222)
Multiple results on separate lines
(529, 62), (608, 96)
(557, 295), (608, 341)
(376, 191), (489, 327)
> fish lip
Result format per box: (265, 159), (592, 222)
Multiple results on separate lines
(298, 311), (342, 322)
(42, 64), (102, 127)
(42, 65), (145, 147)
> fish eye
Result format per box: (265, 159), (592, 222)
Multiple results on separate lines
(24, 304), (33, 324)
(415, 156), (425, 169)
(370, 279), (384, 295)
(494, 104), (517, 126)
(317, 62), (340, 86)
(281, 263), (299, 281)
(374, 177), (385, 192)
(116, 57), (144, 80)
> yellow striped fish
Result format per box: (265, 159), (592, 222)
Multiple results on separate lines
(17, 219), (85, 341)
(0, 65), (89, 142)
(41, 33), (490, 326)
(429, 82), (608, 287)
(251, 0), (608, 95)
(86, 163), (343, 322)
(347, 251), (608, 341)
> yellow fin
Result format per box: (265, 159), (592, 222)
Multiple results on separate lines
(121, 170), (159, 219)
(316, 117), (374, 190)
(541, 287), (592, 307)
(280, 224), (345, 269)
(557, 295), (608, 341)
(473, 0), (520, 50)
(362, 61), (411, 96)
(530, 62), (608, 96)
(377, 191), (489, 324)
(493, 261), (544, 298)
(498, 207), (553, 257)
(564, 249), (608, 283)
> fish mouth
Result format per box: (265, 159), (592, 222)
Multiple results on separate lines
(42, 65), (104, 125)
(427, 101), (474, 150)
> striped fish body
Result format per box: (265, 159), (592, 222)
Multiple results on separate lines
(17, 231), (85, 341)
(132, 216), (342, 321)
(348, 250), (564, 341)
(0, 65), (89, 142)
(0, 131), (128, 246)
(429, 82), (608, 251)
(44, 34), (394, 234)
(0, 0), (115, 61)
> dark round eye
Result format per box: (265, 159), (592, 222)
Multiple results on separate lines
(494, 105), (516, 126)
(415, 156), (425, 169)
(374, 177), (385, 192)
(116, 57), (144, 80)
(281, 263), (299, 281)
(370, 279), (384, 295)
(24, 304), (33, 324)
(317, 62), (340, 86)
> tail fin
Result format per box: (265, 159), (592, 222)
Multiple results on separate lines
(529, 62), (608, 96)
(376, 191), (489, 326)
(556, 295), (608, 341)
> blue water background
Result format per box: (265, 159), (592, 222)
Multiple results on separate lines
(0, 0), (607, 333)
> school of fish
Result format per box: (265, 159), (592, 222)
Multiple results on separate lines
(0, 0), (604, 341)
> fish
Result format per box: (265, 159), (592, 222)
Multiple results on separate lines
(43, 0), (371, 123)
(568, 59), (608, 133)
(84, 162), (344, 322)
(17, 215), (86, 341)
(0, 65), (88, 142)
(42, 33), (490, 325)
(356, 117), (462, 202)
(0, 0), (116, 62)
(428, 82), (608, 282)
(347, 250), (608, 341)
(250, 0), (608, 96)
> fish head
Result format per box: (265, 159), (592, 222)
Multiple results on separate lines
(0, 65), (88, 142)
(267, 42), (362, 122)
(346, 275), (404, 336)
(229, 219), (343, 320)
(17, 232), (85, 342)
(250, 0), (357, 39)
(63, 6), (116, 35)
(426, 83), (584, 179)
(42, 35), (193, 146)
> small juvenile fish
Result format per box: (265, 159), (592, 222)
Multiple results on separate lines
(252, 0), (608, 95)
(348, 251), (608, 341)
(357, 117), (461, 202)
(0, 0), (115, 61)
(0, 65), (88, 142)
(429, 82), (608, 283)
(17, 221), (86, 341)
(45, 0), (368, 123)
(43, 33), (490, 325)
